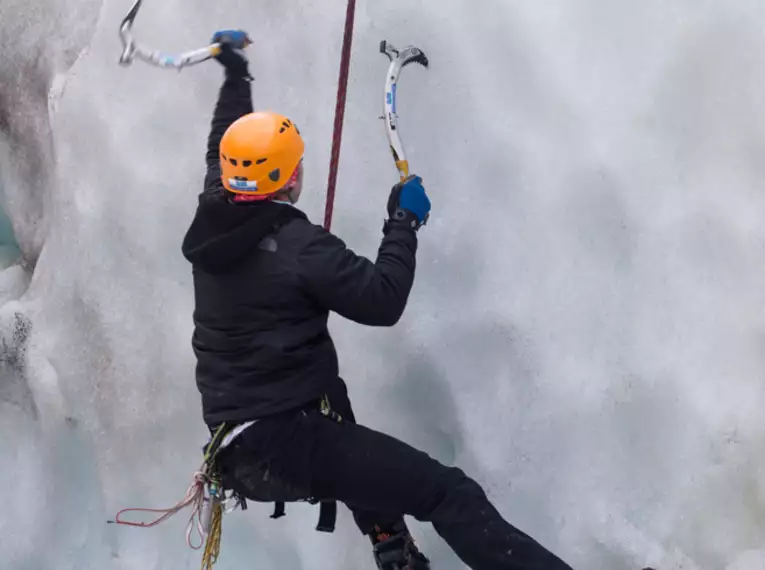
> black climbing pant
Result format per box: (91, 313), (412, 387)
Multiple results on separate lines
(215, 386), (574, 570)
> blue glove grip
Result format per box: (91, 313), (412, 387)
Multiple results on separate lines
(398, 176), (431, 223)
(211, 30), (251, 50)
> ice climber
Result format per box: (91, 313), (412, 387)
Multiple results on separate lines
(181, 30), (577, 570)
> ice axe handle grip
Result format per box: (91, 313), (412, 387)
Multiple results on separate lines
(396, 160), (410, 181)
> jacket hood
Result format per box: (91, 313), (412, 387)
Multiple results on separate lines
(182, 195), (306, 274)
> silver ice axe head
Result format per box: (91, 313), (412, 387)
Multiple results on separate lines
(379, 40), (429, 181)
(118, 0), (143, 65)
(380, 41), (429, 69)
(117, 0), (223, 70)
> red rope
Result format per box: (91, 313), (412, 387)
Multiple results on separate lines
(324, 0), (357, 231)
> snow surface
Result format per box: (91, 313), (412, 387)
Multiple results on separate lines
(2, 1), (765, 569)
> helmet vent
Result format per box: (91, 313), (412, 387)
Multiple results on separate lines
(243, 160), (252, 167)
(230, 159), (238, 166)
(256, 158), (268, 165)
(221, 154), (228, 161)
(269, 169), (281, 182)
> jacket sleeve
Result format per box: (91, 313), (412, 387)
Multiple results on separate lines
(203, 76), (254, 197)
(297, 224), (418, 326)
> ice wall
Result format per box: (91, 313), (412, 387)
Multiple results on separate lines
(2, 1), (765, 569)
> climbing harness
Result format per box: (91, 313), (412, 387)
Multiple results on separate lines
(108, 422), (246, 569)
(380, 42), (429, 181)
(109, 395), (344, 566)
(107, 425), (248, 560)
(319, 393), (344, 423)
(271, 394), (342, 532)
(118, 0), (226, 69)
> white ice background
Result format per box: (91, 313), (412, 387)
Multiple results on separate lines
(1, 1), (765, 569)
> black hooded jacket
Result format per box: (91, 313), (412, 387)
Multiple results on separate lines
(182, 75), (418, 425)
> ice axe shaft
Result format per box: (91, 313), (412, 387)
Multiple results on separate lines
(118, 0), (231, 69)
(380, 41), (429, 181)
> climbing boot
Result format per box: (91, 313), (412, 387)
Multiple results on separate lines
(371, 524), (430, 570)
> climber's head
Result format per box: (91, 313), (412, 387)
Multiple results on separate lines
(219, 111), (305, 204)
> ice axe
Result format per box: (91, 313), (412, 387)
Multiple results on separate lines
(118, 0), (248, 69)
(380, 41), (429, 181)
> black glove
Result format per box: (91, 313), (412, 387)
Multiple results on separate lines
(386, 175), (431, 231)
(211, 30), (252, 79)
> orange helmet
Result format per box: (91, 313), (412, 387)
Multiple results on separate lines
(219, 111), (305, 198)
